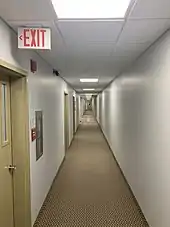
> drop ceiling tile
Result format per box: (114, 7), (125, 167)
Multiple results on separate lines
(119, 19), (170, 43)
(0, 0), (56, 21)
(130, 0), (170, 19)
(84, 43), (114, 56)
(65, 42), (114, 57)
(56, 20), (124, 43)
(112, 43), (150, 59)
(115, 42), (149, 52)
(110, 54), (135, 62)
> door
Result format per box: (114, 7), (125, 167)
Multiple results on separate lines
(0, 76), (14, 227)
(94, 96), (97, 117)
(76, 96), (79, 128)
(64, 93), (69, 151)
(73, 96), (76, 134)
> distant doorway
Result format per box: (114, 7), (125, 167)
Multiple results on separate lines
(94, 96), (97, 117)
(64, 93), (69, 151)
(73, 96), (76, 134)
(87, 100), (92, 111)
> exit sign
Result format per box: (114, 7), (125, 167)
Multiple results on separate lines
(18, 27), (51, 49)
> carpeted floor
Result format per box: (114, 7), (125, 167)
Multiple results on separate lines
(34, 112), (148, 227)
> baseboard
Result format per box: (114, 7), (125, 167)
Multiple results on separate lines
(68, 125), (80, 149)
(45, 156), (66, 197)
(69, 136), (74, 149)
(97, 122), (149, 226)
(76, 123), (80, 132)
(56, 156), (66, 176)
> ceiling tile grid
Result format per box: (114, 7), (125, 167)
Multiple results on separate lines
(56, 20), (124, 43)
(129, 0), (170, 19)
(64, 42), (115, 58)
(1, 0), (170, 92)
(118, 19), (170, 44)
(0, 0), (56, 21)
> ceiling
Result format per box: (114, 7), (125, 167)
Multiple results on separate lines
(0, 0), (170, 93)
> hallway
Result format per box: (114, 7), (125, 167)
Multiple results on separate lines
(34, 112), (148, 227)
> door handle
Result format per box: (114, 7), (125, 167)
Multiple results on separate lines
(5, 165), (16, 170)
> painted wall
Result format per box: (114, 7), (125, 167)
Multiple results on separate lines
(76, 96), (80, 130)
(0, 19), (76, 225)
(92, 97), (95, 114)
(29, 75), (74, 225)
(92, 96), (97, 117)
(79, 97), (86, 119)
(97, 30), (170, 227)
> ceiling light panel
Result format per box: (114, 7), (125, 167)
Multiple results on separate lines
(83, 88), (95, 91)
(80, 78), (98, 82)
(51, 0), (131, 19)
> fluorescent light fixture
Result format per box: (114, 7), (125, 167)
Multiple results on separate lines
(83, 88), (95, 91)
(80, 78), (98, 83)
(51, 0), (131, 19)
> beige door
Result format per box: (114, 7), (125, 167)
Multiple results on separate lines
(73, 96), (76, 134)
(94, 96), (97, 117)
(0, 76), (14, 227)
(64, 93), (69, 151)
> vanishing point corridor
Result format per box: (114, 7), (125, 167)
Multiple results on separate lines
(34, 112), (148, 227)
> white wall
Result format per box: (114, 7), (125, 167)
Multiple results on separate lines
(98, 30), (170, 227)
(0, 19), (76, 225)
(79, 97), (86, 119)
(76, 96), (80, 129)
(29, 75), (74, 225)
(92, 97), (95, 114)
(92, 96), (97, 117)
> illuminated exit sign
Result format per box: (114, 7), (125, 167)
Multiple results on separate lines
(18, 27), (51, 49)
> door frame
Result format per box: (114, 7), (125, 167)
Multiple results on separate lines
(64, 92), (69, 151)
(76, 96), (79, 130)
(94, 95), (97, 118)
(72, 96), (76, 134)
(0, 60), (31, 227)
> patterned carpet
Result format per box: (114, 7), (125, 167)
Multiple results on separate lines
(34, 112), (148, 227)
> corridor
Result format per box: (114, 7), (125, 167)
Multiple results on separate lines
(34, 112), (148, 227)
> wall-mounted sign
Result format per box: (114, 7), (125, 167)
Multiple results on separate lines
(18, 27), (51, 49)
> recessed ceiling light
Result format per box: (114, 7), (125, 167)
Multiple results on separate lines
(51, 0), (131, 19)
(84, 93), (97, 95)
(83, 88), (95, 91)
(80, 78), (98, 83)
